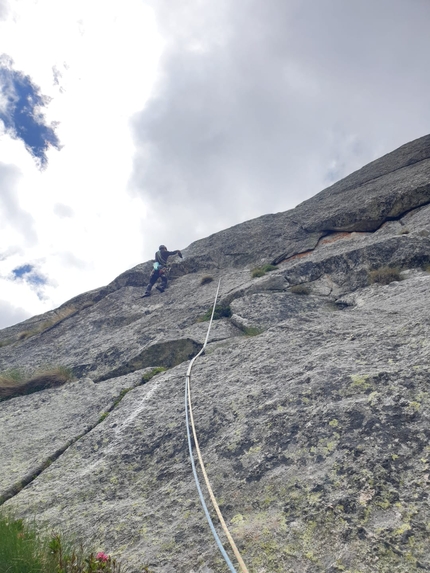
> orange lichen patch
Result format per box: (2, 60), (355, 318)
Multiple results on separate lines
(319, 232), (351, 245)
(320, 231), (369, 245)
(280, 250), (314, 264)
(278, 230), (371, 265)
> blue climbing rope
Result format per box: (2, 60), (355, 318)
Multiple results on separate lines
(184, 279), (237, 573)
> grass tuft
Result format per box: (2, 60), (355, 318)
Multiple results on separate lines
(241, 326), (264, 337)
(368, 266), (402, 285)
(198, 305), (232, 322)
(290, 284), (311, 295)
(0, 368), (24, 385)
(141, 367), (167, 384)
(0, 366), (75, 401)
(16, 307), (77, 342)
(251, 264), (277, 278)
(0, 509), (147, 572)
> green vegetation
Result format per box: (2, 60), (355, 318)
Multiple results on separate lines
(241, 326), (264, 337)
(198, 304), (232, 322)
(200, 275), (214, 285)
(0, 368), (23, 385)
(93, 389), (134, 426)
(290, 284), (311, 295)
(368, 266), (402, 285)
(17, 307), (77, 342)
(0, 511), (49, 573)
(141, 367), (167, 384)
(112, 388), (132, 407)
(0, 509), (149, 573)
(251, 264), (277, 278)
(0, 366), (75, 401)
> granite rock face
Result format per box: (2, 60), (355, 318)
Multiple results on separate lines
(1, 135), (430, 573)
(0, 372), (142, 502)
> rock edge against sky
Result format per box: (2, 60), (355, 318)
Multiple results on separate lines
(1, 134), (430, 573)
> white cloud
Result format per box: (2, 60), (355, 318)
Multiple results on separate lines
(0, 299), (29, 329)
(0, 162), (37, 245)
(1, 0), (430, 330)
(0, 0), (163, 326)
(130, 0), (430, 246)
(53, 203), (74, 218)
(0, 0), (8, 22)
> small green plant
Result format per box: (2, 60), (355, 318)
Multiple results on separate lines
(242, 326), (264, 336)
(112, 388), (131, 407)
(290, 284), (311, 295)
(0, 511), (45, 573)
(48, 533), (125, 572)
(251, 268), (265, 278)
(368, 266), (402, 285)
(141, 367), (167, 384)
(200, 275), (214, 285)
(98, 412), (109, 423)
(198, 305), (232, 322)
(251, 264), (277, 278)
(0, 510), (139, 573)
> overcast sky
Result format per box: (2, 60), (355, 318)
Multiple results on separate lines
(1, 0), (430, 329)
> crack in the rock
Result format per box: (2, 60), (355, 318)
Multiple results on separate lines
(273, 199), (430, 266)
(0, 438), (80, 505)
(0, 385), (137, 505)
(94, 338), (202, 382)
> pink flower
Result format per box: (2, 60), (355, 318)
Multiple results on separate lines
(96, 552), (109, 562)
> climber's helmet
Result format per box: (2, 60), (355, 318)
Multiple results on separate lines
(159, 245), (167, 251)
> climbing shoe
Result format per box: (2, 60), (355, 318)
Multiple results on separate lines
(141, 292), (151, 298)
(156, 286), (165, 293)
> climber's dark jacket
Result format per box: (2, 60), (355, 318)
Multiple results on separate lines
(155, 249), (181, 267)
(144, 249), (182, 295)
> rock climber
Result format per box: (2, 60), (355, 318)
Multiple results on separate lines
(142, 245), (183, 297)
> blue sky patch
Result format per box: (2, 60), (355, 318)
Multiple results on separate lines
(0, 57), (60, 168)
(12, 264), (33, 278)
(12, 264), (47, 287)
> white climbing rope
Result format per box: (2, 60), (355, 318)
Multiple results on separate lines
(185, 279), (249, 573)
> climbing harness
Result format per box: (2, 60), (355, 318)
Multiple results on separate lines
(185, 279), (249, 573)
